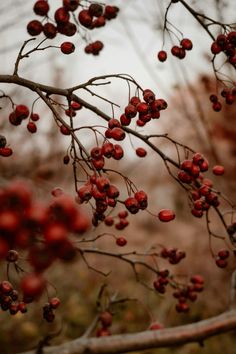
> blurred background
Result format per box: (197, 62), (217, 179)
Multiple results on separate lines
(0, 1), (236, 353)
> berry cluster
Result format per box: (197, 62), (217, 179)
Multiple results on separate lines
(0, 280), (27, 315)
(177, 153), (223, 218)
(0, 181), (89, 320)
(209, 87), (236, 112)
(153, 269), (169, 294)
(173, 275), (204, 313)
(105, 210), (129, 230)
(27, 1), (119, 55)
(42, 297), (61, 322)
(211, 32), (236, 66)
(160, 247), (186, 265)
(119, 89), (167, 128)
(96, 311), (113, 337)
(157, 38), (193, 62)
(8, 104), (40, 134)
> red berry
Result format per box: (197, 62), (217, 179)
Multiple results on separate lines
(116, 237), (127, 246)
(78, 10), (93, 28)
(20, 273), (46, 298)
(157, 50), (167, 62)
(27, 20), (43, 36)
(60, 42), (75, 54)
(212, 165), (225, 176)
(33, 0), (49, 16)
(158, 209), (175, 222)
(136, 147), (147, 158)
(27, 122), (37, 133)
(63, 0), (80, 12)
(180, 38), (193, 50)
(54, 7), (70, 24)
(0, 147), (13, 157)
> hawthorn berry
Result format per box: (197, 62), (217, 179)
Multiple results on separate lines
(212, 165), (225, 175)
(158, 209), (175, 222)
(136, 147), (147, 157)
(116, 236), (127, 246)
(27, 20), (43, 36)
(33, 0), (49, 16)
(60, 42), (75, 54)
(157, 50), (167, 62)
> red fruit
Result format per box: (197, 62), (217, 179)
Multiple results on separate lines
(124, 197), (139, 214)
(199, 160), (209, 172)
(44, 223), (68, 245)
(60, 42), (75, 54)
(212, 101), (222, 112)
(175, 302), (189, 313)
(43, 23), (57, 38)
(104, 216), (114, 226)
(211, 42), (221, 54)
(63, 0), (80, 12)
(120, 114), (131, 126)
(54, 7), (70, 24)
(104, 5), (119, 20)
(157, 50), (167, 62)
(108, 119), (121, 129)
(124, 104), (137, 118)
(106, 185), (120, 199)
(212, 165), (225, 176)
(158, 209), (175, 222)
(18, 302), (27, 313)
(191, 208), (203, 218)
(171, 46), (181, 57)
(33, 1), (49, 16)
(27, 20), (43, 36)
(180, 38), (193, 50)
(0, 147), (13, 157)
(116, 237), (127, 246)
(91, 41), (104, 55)
(27, 122), (37, 133)
(30, 113), (40, 121)
(51, 187), (63, 198)
(60, 125), (71, 135)
(20, 273), (46, 298)
(134, 190), (148, 209)
(92, 157), (105, 170)
(77, 184), (92, 202)
(228, 31), (236, 45)
(99, 311), (113, 327)
(15, 105), (29, 119)
(71, 101), (82, 110)
(110, 127), (125, 141)
(118, 210), (128, 218)
(143, 90), (155, 103)
(216, 34), (227, 48)
(96, 177), (110, 192)
(178, 171), (192, 184)
(78, 10), (93, 28)
(0, 211), (19, 232)
(180, 159), (192, 172)
(218, 249), (230, 259)
(90, 147), (103, 159)
(96, 328), (111, 337)
(63, 155), (70, 164)
(190, 275), (204, 284)
(112, 144), (124, 160)
(149, 322), (164, 330)
(0, 281), (13, 294)
(216, 258), (227, 268)
(137, 102), (149, 114)
(49, 297), (61, 309)
(130, 96), (141, 106)
(102, 142), (114, 158)
(209, 94), (218, 103)
(136, 147), (147, 157)
(88, 3), (103, 17)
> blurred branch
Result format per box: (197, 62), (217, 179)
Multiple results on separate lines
(19, 309), (236, 354)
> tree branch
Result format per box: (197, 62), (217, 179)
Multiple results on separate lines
(19, 310), (236, 354)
